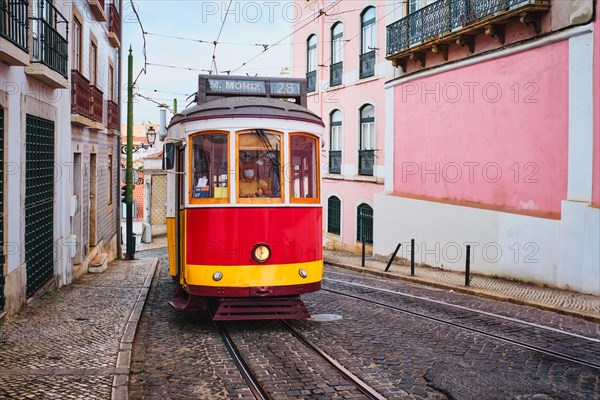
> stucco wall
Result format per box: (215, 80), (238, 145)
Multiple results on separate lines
(393, 40), (569, 217)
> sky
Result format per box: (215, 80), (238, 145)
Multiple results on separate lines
(121, 0), (299, 126)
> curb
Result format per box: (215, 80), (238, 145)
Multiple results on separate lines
(325, 261), (600, 324)
(111, 258), (159, 400)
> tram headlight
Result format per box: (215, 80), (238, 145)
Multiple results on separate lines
(251, 243), (271, 263)
(213, 272), (223, 281)
(299, 269), (308, 278)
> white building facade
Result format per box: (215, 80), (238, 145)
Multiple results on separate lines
(0, 0), (122, 316)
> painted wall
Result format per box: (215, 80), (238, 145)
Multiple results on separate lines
(381, 21), (599, 294)
(393, 40), (569, 217)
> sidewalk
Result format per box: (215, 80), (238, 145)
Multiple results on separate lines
(325, 250), (600, 323)
(0, 257), (157, 400)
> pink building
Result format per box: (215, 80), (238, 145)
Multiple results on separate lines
(381, 0), (599, 293)
(292, 1), (397, 253)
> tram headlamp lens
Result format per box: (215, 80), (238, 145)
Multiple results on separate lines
(299, 269), (308, 278)
(213, 272), (223, 281)
(252, 244), (271, 263)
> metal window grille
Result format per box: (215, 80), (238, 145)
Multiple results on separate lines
(31, 0), (68, 78)
(0, 106), (4, 312)
(327, 196), (341, 236)
(356, 203), (373, 245)
(0, 0), (29, 51)
(25, 114), (54, 297)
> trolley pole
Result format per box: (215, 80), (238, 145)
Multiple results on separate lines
(125, 47), (135, 260)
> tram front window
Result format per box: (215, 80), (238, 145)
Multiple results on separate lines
(238, 130), (282, 200)
(191, 133), (228, 200)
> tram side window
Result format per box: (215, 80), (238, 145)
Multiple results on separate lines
(191, 133), (228, 200)
(290, 134), (318, 201)
(238, 131), (282, 200)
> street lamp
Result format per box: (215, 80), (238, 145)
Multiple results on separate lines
(121, 125), (157, 154)
(146, 126), (156, 146)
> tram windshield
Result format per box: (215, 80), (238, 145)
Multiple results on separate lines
(238, 130), (282, 200)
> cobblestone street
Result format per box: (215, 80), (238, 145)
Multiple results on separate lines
(129, 248), (600, 400)
(0, 258), (156, 399)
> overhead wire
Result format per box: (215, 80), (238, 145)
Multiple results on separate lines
(129, 0), (148, 86)
(228, 0), (343, 74)
(320, 1), (406, 70)
(211, 0), (233, 74)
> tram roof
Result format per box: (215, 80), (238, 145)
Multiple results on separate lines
(168, 97), (325, 128)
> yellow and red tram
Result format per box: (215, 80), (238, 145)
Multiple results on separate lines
(163, 75), (324, 320)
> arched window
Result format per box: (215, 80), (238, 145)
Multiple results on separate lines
(358, 105), (375, 176)
(306, 35), (317, 92)
(330, 22), (343, 86)
(329, 110), (342, 174)
(360, 7), (376, 78)
(356, 203), (373, 244)
(328, 196), (341, 235)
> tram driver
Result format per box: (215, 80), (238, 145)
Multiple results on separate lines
(239, 154), (272, 198)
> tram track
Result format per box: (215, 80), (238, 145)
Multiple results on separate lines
(279, 319), (387, 400)
(210, 306), (387, 399)
(322, 277), (600, 371)
(211, 319), (271, 400)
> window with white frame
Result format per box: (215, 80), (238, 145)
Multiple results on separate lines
(360, 105), (375, 150)
(307, 34), (317, 73)
(361, 7), (376, 54)
(331, 22), (343, 64)
(330, 110), (342, 152)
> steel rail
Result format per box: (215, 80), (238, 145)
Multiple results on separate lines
(279, 320), (387, 400)
(211, 317), (271, 400)
(322, 284), (600, 371)
(325, 273), (600, 343)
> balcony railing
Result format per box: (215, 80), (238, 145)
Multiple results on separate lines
(387, 0), (551, 58)
(329, 151), (341, 174)
(31, 0), (68, 77)
(109, 3), (120, 39)
(0, 0), (28, 51)
(358, 150), (375, 176)
(329, 61), (343, 87)
(306, 70), (316, 93)
(71, 70), (91, 118)
(107, 100), (119, 130)
(90, 86), (103, 123)
(359, 50), (375, 79)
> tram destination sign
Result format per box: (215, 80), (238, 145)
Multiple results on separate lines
(207, 79), (266, 95)
(198, 75), (307, 106)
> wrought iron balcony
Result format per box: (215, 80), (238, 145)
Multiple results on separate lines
(0, 0), (28, 51)
(306, 70), (316, 93)
(71, 69), (91, 119)
(107, 100), (119, 130)
(358, 149), (375, 176)
(108, 3), (120, 47)
(31, 0), (68, 78)
(359, 50), (375, 79)
(329, 151), (341, 174)
(90, 85), (104, 123)
(329, 61), (343, 87)
(386, 0), (551, 71)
